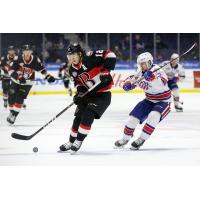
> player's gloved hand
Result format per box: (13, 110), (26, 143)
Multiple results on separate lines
(11, 71), (20, 80)
(18, 75), (26, 84)
(123, 81), (136, 91)
(100, 70), (112, 84)
(73, 93), (83, 105)
(58, 72), (62, 79)
(143, 71), (155, 81)
(45, 74), (55, 83)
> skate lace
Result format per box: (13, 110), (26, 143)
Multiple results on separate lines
(73, 140), (82, 148)
(64, 142), (72, 148)
(135, 138), (144, 145)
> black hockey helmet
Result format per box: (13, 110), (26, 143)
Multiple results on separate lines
(67, 43), (84, 55)
(8, 45), (16, 51)
(22, 44), (33, 52)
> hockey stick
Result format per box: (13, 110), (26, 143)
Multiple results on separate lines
(11, 81), (101, 140)
(132, 43), (197, 84)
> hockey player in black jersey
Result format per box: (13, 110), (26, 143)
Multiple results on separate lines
(0, 46), (18, 108)
(59, 43), (116, 153)
(6, 45), (55, 125)
(58, 60), (73, 96)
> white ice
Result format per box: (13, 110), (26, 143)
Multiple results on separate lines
(0, 93), (200, 166)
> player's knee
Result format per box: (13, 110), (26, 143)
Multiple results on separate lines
(72, 116), (81, 130)
(147, 111), (161, 124)
(126, 116), (140, 127)
(9, 88), (15, 95)
(18, 89), (28, 99)
(81, 109), (95, 127)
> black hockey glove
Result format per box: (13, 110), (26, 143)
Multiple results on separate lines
(19, 76), (26, 84)
(58, 72), (62, 79)
(45, 74), (55, 83)
(11, 71), (18, 80)
(73, 93), (83, 105)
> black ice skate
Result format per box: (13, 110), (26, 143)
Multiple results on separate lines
(59, 142), (73, 152)
(130, 138), (145, 150)
(70, 140), (83, 154)
(7, 113), (17, 125)
(175, 105), (183, 112)
(114, 139), (129, 148)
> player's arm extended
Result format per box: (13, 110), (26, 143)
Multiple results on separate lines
(122, 75), (138, 91)
(102, 50), (117, 71)
(36, 58), (55, 83)
(151, 69), (168, 86)
(177, 65), (186, 81)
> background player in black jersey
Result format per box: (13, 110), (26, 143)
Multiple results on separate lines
(0, 46), (18, 108)
(59, 44), (116, 153)
(7, 45), (55, 125)
(58, 60), (73, 96)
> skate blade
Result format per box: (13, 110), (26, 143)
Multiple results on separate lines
(113, 145), (126, 149)
(57, 150), (71, 153)
(176, 110), (183, 112)
(130, 147), (140, 151)
(69, 150), (78, 155)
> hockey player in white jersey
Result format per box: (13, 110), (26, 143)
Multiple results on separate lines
(115, 52), (171, 150)
(161, 53), (185, 112)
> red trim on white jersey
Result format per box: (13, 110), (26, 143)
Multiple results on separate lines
(146, 90), (171, 101)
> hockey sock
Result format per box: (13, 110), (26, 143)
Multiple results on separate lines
(76, 109), (95, 142)
(123, 116), (139, 140)
(69, 128), (78, 143)
(172, 88), (180, 107)
(140, 111), (160, 140)
(13, 103), (23, 114)
(3, 94), (8, 101)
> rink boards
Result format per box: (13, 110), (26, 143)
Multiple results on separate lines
(0, 69), (200, 95)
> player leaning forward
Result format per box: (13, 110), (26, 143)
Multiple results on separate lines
(115, 52), (171, 150)
(7, 45), (55, 125)
(161, 53), (185, 112)
(59, 44), (116, 153)
(0, 46), (18, 108)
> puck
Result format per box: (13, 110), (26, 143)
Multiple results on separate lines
(33, 147), (38, 153)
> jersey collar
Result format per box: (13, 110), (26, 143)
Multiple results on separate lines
(23, 55), (33, 65)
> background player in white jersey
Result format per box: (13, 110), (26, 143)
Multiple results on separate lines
(161, 53), (185, 112)
(115, 52), (171, 150)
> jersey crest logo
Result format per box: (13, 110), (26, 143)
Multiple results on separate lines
(72, 72), (77, 77)
(82, 64), (87, 71)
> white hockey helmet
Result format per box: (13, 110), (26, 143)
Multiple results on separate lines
(171, 53), (179, 63)
(137, 52), (153, 70)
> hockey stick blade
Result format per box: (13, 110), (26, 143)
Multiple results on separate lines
(11, 81), (101, 141)
(11, 133), (32, 140)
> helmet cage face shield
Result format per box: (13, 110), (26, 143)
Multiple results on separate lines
(137, 52), (153, 72)
(170, 53), (179, 66)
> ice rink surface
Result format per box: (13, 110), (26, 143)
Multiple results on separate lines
(0, 92), (200, 166)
